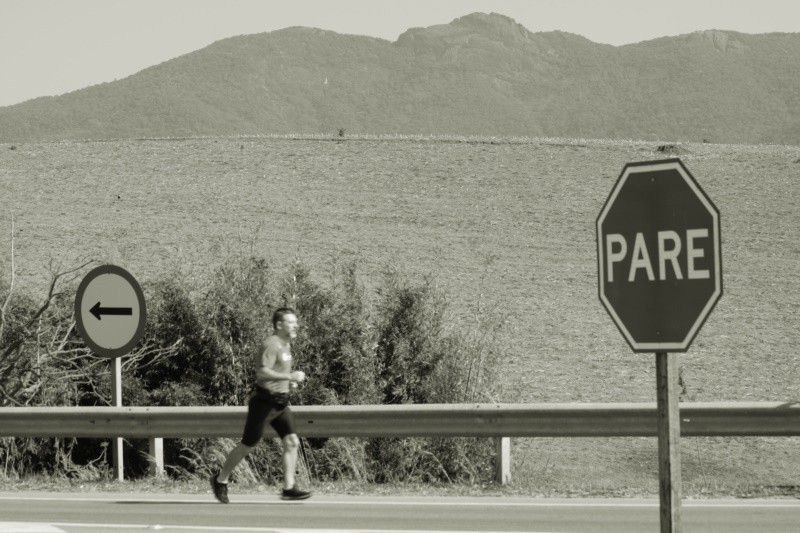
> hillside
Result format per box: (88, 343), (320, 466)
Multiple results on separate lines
(1, 12), (800, 144)
(2, 135), (800, 493)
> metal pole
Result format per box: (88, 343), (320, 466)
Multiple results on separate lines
(656, 352), (681, 532)
(111, 356), (124, 481)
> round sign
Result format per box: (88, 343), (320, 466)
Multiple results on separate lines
(596, 158), (722, 352)
(75, 264), (147, 358)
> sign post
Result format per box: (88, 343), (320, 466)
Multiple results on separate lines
(111, 356), (123, 481)
(75, 264), (146, 481)
(597, 159), (722, 532)
(656, 351), (681, 531)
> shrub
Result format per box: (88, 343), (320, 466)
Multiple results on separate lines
(365, 270), (502, 483)
(0, 254), (503, 485)
(285, 260), (379, 407)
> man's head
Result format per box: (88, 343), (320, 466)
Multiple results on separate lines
(272, 307), (299, 340)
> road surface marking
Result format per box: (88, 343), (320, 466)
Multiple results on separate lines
(41, 526), (569, 533)
(0, 524), (65, 533)
(1, 495), (799, 508)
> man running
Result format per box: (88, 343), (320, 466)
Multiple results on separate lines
(210, 307), (311, 502)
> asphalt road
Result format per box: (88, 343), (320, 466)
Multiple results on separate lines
(1, 492), (799, 532)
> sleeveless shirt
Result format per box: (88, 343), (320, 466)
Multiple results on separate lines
(256, 336), (292, 394)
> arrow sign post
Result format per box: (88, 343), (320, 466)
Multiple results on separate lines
(75, 264), (147, 481)
(597, 159), (722, 533)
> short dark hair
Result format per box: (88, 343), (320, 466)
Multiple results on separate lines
(272, 307), (297, 329)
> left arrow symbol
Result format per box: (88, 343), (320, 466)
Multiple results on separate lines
(90, 302), (133, 320)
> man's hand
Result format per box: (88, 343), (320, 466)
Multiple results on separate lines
(290, 371), (306, 383)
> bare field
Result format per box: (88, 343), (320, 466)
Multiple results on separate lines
(2, 136), (799, 493)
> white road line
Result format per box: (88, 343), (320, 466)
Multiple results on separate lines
(1, 495), (799, 508)
(47, 526), (566, 533)
(0, 524), (65, 533)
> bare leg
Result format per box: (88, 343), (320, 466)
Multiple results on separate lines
(282, 434), (300, 489)
(218, 442), (254, 483)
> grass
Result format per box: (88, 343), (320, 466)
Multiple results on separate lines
(1, 134), (799, 496)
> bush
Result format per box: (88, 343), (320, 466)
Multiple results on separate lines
(0, 255), (503, 485)
(365, 270), (502, 482)
(0, 266), (126, 478)
(285, 260), (379, 407)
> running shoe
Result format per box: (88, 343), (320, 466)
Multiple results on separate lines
(210, 471), (229, 504)
(281, 486), (311, 500)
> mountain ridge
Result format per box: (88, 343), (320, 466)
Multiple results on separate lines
(2, 12), (799, 144)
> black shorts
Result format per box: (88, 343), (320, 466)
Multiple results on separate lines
(241, 385), (296, 446)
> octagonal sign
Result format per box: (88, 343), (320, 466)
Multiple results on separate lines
(597, 158), (722, 352)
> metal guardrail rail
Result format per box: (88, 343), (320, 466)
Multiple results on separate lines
(2, 402), (799, 438)
(2, 402), (797, 483)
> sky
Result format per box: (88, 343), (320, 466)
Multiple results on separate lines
(2, 0), (799, 107)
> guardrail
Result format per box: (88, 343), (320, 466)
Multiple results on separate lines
(2, 402), (798, 483)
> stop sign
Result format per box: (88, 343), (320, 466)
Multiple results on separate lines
(597, 158), (722, 352)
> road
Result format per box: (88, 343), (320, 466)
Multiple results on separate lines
(1, 492), (799, 532)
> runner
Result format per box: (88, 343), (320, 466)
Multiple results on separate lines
(210, 307), (311, 502)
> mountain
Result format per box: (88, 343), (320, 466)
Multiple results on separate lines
(2, 12), (799, 144)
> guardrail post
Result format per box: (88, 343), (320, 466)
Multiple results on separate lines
(148, 437), (164, 477)
(494, 437), (511, 485)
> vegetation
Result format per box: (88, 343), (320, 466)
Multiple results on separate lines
(1, 135), (798, 495)
(0, 253), (503, 484)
